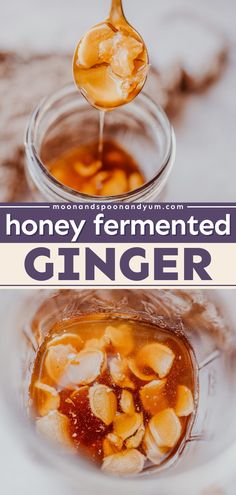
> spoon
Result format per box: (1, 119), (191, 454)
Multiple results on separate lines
(73, 0), (149, 110)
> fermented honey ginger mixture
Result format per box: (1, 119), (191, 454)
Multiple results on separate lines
(30, 319), (195, 476)
(46, 140), (145, 196)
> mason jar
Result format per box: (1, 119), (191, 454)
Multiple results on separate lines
(25, 85), (176, 202)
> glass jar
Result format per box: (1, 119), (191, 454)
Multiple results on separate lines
(0, 289), (236, 495)
(25, 85), (176, 202)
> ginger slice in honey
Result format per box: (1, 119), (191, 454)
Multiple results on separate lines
(128, 172), (144, 191)
(77, 65), (125, 107)
(125, 425), (145, 449)
(136, 343), (175, 378)
(65, 350), (105, 387)
(101, 169), (128, 196)
(120, 390), (135, 415)
(34, 381), (60, 417)
(45, 344), (77, 385)
(36, 410), (73, 448)
(149, 408), (181, 449)
(103, 433), (123, 457)
(102, 449), (145, 475)
(89, 384), (117, 425)
(74, 160), (102, 178)
(78, 23), (114, 68)
(110, 357), (135, 389)
(139, 379), (168, 415)
(84, 334), (110, 351)
(103, 438), (117, 457)
(100, 31), (144, 78)
(128, 358), (156, 382)
(47, 333), (83, 352)
(113, 412), (143, 441)
(105, 323), (134, 356)
(175, 385), (194, 417)
(142, 425), (167, 465)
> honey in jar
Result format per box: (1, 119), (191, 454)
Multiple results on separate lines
(45, 139), (145, 196)
(30, 317), (197, 476)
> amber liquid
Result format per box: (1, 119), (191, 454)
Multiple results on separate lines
(46, 139), (145, 196)
(30, 317), (196, 471)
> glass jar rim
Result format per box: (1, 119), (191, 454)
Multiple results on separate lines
(25, 84), (176, 202)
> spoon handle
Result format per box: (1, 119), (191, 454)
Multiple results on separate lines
(109, 0), (125, 24)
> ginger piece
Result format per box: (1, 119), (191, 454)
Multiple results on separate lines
(103, 433), (123, 457)
(139, 379), (168, 415)
(47, 333), (83, 352)
(125, 425), (145, 449)
(175, 385), (194, 417)
(78, 23), (114, 68)
(110, 357), (135, 389)
(149, 408), (181, 449)
(45, 344), (77, 385)
(65, 349), (105, 387)
(136, 343), (175, 378)
(120, 390), (135, 415)
(89, 384), (117, 425)
(36, 410), (73, 448)
(105, 323), (134, 356)
(113, 412), (143, 441)
(142, 425), (167, 465)
(74, 160), (102, 178)
(102, 449), (145, 475)
(128, 358), (156, 382)
(34, 381), (60, 417)
(100, 32), (144, 78)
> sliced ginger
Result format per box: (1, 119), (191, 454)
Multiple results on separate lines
(89, 383), (117, 425)
(125, 425), (145, 449)
(136, 343), (175, 378)
(102, 449), (145, 475)
(175, 385), (194, 417)
(47, 333), (83, 352)
(105, 323), (134, 356)
(139, 379), (168, 415)
(113, 412), (143, 441)
(74, 22), (148, 108)
(120, 390), (135, 415)
(65, 349), (105, 387)
(110, 357), (135, 389)
(34, 381), (60, 416)
(142, 425), (166, 465)
(78, 24), (114, 69)
(149, 408), (181, 449)
(128, 358), (156, 382)
(36, 410), (73, 448)
(45, 343), (77, 386)
(103, 433), (123, 457)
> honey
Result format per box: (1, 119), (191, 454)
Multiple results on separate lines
(46, 0), (149, 197)
(73, 0), (149, 110)
(45, 139), (145, 196)
(30, 317), (197, 476)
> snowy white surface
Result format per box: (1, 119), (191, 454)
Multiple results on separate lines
(0, 1), (236, 494)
